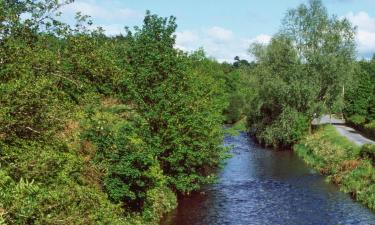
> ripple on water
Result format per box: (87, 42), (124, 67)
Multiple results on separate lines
(161, 132), (375, 225)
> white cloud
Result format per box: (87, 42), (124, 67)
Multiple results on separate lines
(206, 26), (234, 42)
(175, 30), (199, 48)
(59, 0), (141, 36)
(356, 30), (375, 54)
(346, 11), (375, 57)
(252, 34), (272, 44)
(346, 11), (375, 31)
(176, 26), (271, 62)
(60, 0), (141, 21)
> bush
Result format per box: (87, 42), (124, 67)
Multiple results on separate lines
(0, 76), (71, 140)
(82, 102), (172, 212)
(0, 143), (128, 225)
(347, 114), (367, 126)
(0, 2), (227, 223)
(123, 12), (227, 193)
(294, 126), (359, 175)
(224, 94), (245, 124)
(364, 120), (375, 138)
(0, 140), (82, 185)
(258, 107), (309, 148)
(360, 144), (375, 164)
(341, 160), (375, 210)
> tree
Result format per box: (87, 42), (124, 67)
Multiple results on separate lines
(122, 11), (227, 193)
(246, 0), (356, 147)
(281, 0), (356, 115)
(345, 66), (374, 118)
(248, 36), (312, 147)
(345, 60), (375, 123)
(233, 56), (251, 68)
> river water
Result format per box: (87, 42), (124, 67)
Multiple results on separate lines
(161, 132), (375, 225)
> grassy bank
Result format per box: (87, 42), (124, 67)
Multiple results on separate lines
(294, 125), (375, 210)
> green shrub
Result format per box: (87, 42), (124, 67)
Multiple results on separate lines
(0, 141), (82, 185)
(294, 126), (359, 175)
(259, 107), (309, 148)
(123, 12), (227, 193)
(0, 1), (228, 223)
(364, 120), (375, 137)
(0, 175), (128, 225)
(224, 94), (245, 124)
(360, 144), (375, 163)
(82, 102), (176, 214)
(0, 76), (72, 140)
(141, 186), (177, 223)
(347, 114), (367, 126)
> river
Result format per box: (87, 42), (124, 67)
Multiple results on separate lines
(161, 132), (375, 225)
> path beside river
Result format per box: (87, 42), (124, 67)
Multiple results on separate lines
(313, 115), (375, 146)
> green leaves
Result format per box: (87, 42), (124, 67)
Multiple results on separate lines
(247, 0), (356, 148)
(122, 12), (227, 193)
(1, 2), (228, 223)
(345, 61), (375, 121)
(281, 0), (355, 111)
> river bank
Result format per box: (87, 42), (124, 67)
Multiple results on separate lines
(294, 125), (375, 211)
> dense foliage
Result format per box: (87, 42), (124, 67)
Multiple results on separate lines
(0, 1), (229, 224)
(246, 0), (356, 148)
(344, 57), (375, 138)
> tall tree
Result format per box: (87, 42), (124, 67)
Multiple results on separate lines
(247, 0), (356, 148)
(123, 11), (227, 193)
(281, 0), (356, 114)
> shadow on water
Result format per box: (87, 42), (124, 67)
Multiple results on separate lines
(161, 132), (375, 225)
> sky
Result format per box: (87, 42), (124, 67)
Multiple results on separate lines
(59, 0), (375, 62)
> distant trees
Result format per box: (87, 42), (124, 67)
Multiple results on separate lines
(233, 56), (255, 68)
(345, 66), (374, 121)
(344, 58), (375, 138)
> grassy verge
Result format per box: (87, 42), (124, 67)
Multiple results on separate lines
(294, 125), (375, 210)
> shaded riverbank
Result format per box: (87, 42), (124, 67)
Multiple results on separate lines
(161, 132), (375, 225)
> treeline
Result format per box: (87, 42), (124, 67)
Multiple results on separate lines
(344, 57), (375, 138)
(0, 1), (238, 224)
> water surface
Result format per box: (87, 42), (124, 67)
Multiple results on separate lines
(161, 132), (375, 225)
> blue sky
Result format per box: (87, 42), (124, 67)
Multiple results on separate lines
(60, 0), (375, 62)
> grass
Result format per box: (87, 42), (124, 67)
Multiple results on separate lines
(224, 117), (247, 136)
(294, 125), (375, 211)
